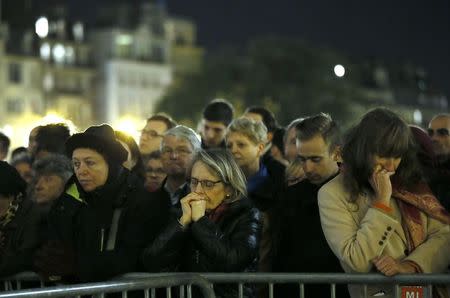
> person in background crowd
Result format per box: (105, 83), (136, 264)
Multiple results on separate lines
(0, 161), (41, 277)
(0, 132), (10, 161)
(273, 113), (347, 297)
(199, 99), (234, 149)
(10, 147), (28, 161)
(142, 151), (167, 192)
(319, 108), (450, 298)
(34, 124), (168, 282)
(139, 114), (177, 155)
(10, 153), (34, 185)
(427, 114), (450, 210)
(284, 118), (305, 186)
(32, 123), (71, 161)
(269, 127), (288, 166)
(226, 118), (284, 273)
(115, 130), (146, 181)
(31, 154), (73, 206)
(28, 126), (42, 156)
(142, 149), (261, 298)
(243, 107), (286, 185)
(153, 125), (201, 214)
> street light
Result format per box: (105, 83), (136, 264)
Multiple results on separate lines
(35, 17), (49, 38)
(334, 64), (345, 77)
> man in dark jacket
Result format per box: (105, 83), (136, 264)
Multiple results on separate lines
(273, 113), (349, 297)
(0, 161), (41, 277)
(34, 124), (168, 282)
(427, 114), (450, 210)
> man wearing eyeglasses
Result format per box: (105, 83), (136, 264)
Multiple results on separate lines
(139, 114), (177, 155)
(428, 114), (450, 211)
(154, 125), (201, 212)
(428, 114), (450, 162)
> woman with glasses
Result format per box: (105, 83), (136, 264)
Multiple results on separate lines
(318, 108), (450, 297)
(142, 149), (261, 298)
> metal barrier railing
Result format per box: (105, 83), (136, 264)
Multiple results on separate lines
(0, 273), (216, 298)
(2, 272), (450, 298)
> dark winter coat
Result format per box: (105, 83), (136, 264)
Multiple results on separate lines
(0, 199), (41, 277)
(141, 197), (262, 298)
(272, 177), (349, 297)
(43, 169), (169, 282)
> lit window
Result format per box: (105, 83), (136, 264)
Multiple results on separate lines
(40, 43), (51, 60)
(52, 44), (65, 64)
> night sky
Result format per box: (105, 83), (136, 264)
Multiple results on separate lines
(69, 0), (450, 98)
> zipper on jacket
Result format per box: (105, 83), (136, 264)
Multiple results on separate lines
(100, 228), (105, 252)
(195, 250), (200, 264)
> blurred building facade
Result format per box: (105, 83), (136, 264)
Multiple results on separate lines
(0, 0), (203, 148)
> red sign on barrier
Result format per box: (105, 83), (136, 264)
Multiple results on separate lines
(401, 286), (424, 298)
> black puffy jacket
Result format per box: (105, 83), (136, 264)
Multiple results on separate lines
(142, 197), (262, 298)
(43, 169), (169, 282)
(0, 199), (41, 277)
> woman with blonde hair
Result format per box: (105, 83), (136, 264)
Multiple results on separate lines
(142, 149), (261, 298)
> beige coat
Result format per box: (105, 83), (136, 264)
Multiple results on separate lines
(318, 174), (450, 297)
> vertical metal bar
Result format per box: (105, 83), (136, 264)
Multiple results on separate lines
(151, 288), (156, 298)
(330, 283), (336, 298)
(187, 284), (192, 298)
(122, 290), (128, 298)
(394, 284), (401, 298)
(299, 283), (305, 298)
(40, 280), (45, 288)
(179, 284), (185, 298)
(166, 287), (172, 298)
(16, 280), (21, 290)
(269, 283), (274, 298)
(144, 288), (150, 298)
(428, 285), (433, 298)
(238, 283), (244, 298)
(363, 284), (368, 298)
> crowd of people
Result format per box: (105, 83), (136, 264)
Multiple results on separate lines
(1, 100), (450, 298)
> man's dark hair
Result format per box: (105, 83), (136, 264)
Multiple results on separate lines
(295, 113), (340, 152)
(202, 99), (234, 126)
(272, 127), (286, 154)
(0, 132), (11, 155)
(35, 123), (71, 156)
(245, 106), (278, 133)
(147, 113), (177, 130)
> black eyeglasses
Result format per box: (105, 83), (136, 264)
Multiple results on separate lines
(141, 129), (164, 138)
(427, 128), (450, 137)
(189, 178), (222, 190)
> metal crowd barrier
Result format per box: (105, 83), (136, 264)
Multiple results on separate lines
(0, 273), (215, 298)
(2, 272), (450, 298)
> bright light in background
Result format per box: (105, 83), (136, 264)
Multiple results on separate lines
(35, 17), (49, 38)
(116, 34), (133, 46)
(52, 44), (65, 63)
(40, 43), (51, 60)
(113, 116), (145, 141)
(413, 109), (423, 124)
(334, 64), (346, 77)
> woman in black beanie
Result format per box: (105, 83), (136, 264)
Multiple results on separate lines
(0, 161), (41, 277)
(34, 124), (169, 282)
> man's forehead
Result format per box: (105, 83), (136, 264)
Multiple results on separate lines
(162, 135), (192, 147)
(145, 120), (167, 131)
(297, 135), (329, 155)
(429, 116), (450, 129)
(203, 119), (226, 129)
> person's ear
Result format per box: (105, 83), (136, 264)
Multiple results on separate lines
(331, 145), (342, 163)
(267, 132), (274, 143)
(256, 142), (265, 157)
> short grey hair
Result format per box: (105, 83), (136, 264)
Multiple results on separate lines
(284, 118), (304, 145)
(188, 149), (247, 202)
(226, 117), (267, 144)
(162, 125), (201, 151)
(33, 154), (73, 183)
